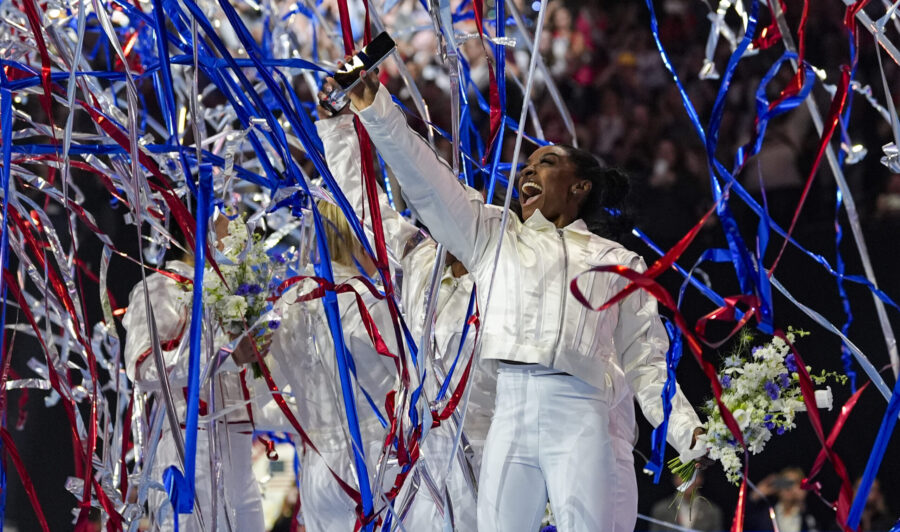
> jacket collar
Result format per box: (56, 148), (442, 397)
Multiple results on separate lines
(166, 260), (194, 276)
(523, 209), (594, 238)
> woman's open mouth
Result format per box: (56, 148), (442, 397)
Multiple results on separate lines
(521, 181), (543, 207)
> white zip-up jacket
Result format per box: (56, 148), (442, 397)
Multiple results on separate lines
(122, 261), (250, 429)
(316, 115), (494, 445)
(266, 264), (399, 453)
(353, 85), (703, 462)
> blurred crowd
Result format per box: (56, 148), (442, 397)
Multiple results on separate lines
(645, 469), (895, 532)
(307, 0), (900, 249)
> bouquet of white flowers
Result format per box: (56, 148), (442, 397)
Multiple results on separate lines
(671, 328), (845, 485)
(203, 217), (288, 377)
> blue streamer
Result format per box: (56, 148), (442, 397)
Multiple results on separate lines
(833, 28), (860, 393)
(847, 373), (900, 527)
(376, 154), (396, 209)
(149, 0), (196, 197)
(702, 0), (774, 334)
(8, 143), (269, 186)
(436, 286), (477, 402)
(645, 319), (682, 482)
(162, 163), (212, 516)
(0, 83), (13, 529)
(644, 246), (736, 480)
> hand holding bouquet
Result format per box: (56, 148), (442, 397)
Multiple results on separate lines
(204, 217), (288, 377)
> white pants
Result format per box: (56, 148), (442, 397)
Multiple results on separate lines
(398, 424), (478, 531)
(150, 429), (265, 531)
(477, 365), (614, 532)
(300, 446), (360, 532)
(300, 438), (386, 532)
(612, 456), (638, 532)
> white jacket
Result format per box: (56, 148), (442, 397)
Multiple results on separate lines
(316, 115), (494, 444)
(267, 263), (399, 453)
(122, 261), (250, 429)
(354, 85), (703, 461)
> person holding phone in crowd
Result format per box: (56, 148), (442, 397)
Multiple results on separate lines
(329, 67), (707, 532)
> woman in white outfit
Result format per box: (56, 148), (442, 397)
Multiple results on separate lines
(123, 214), (265, 531)
(266, 201), (399, 532)
(315, 103), (493, 530)
(340, 73), (707, 532)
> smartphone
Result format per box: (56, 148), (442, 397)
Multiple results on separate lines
(320, 32), (396, 114)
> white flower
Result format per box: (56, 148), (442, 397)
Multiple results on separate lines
(724, 354), (743, 367)
(747, 426), (772, 454)
(770, 335), (787, 352)
(815, 386), (833, 411)
(690, 331), (844, 486)
(732, 408), (751, 431)
(783, 397), (804, 417)
(222, 295), (248, 322)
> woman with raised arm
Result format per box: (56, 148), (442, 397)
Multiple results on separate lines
(337, 72), (706, 531)
(313, 100), (492, 530)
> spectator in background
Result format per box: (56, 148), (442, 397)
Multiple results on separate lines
(592, 88), (626, 159)
(746, 468), (821, 532)
(875, 173), (900, 220)
(649, 470), (724, 531)
(855, 478), (895, 532)
(739, 110), (813, 227)
(635, 138), (708, 248)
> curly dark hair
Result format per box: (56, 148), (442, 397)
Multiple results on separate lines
(557, 145), (634, 241)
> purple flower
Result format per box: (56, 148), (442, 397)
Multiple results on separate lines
(236, 283), (250, 296)
(268, 278), (281, 292)
(248, 284), (262, 295)
(778, 372), (791, 389)
(764, 381), (780, 400)
(764, 415), (776, 431)
(540, 527), (557, 532)
(785, 354), (798, 372)
(273, 253), (287, 264)
(268, 320), (280, 330)
(721, 375), (732, 389)
(777, 426), (786, 435)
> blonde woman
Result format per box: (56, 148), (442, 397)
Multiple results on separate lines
(265, 200), (399, 532)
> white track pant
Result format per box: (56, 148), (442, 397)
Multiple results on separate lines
(611, 455), (638, 532)
(300, 438), (385, 532)
(300, 446), (360, 532)
(398, 423), (478, 531)
(477, 364), (614, 532)
(150, 429), (265, 531)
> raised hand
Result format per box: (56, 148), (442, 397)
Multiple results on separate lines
(346, 68), (380, 111)
(328, 55), (379, 111)
(317, 76), (352, 119)
(231, 331), (272, 365)
(691, 426), (713, 470)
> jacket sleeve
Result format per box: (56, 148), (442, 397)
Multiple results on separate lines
(316, 114), (424, 263)
(121, 274), (188, 383)
(353, 85), (500, 272)
(613, 255), (704, 463)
